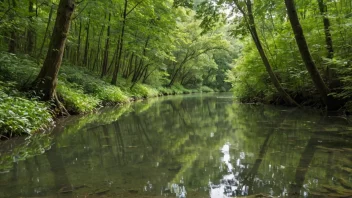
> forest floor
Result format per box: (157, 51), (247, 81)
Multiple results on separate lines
(0, 52), (214, 139)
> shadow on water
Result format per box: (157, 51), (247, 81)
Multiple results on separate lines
(0, 93), (352, 197)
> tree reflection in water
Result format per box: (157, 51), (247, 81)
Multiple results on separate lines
(0, 93), (352, 197)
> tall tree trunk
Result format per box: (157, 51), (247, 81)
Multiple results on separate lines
(32, 0), (75, 104)
(82, 18), (90, 66)
(111, 0), (128, 85)
(317, 0), (334, 83)
(93, 25), (104, 72)
(76, 19), (82, 65)
(88, 49), (94, 69)
(124, 52), (134, 78)
(234, 0), (300, 107)
(317, 0), (334, 59)
(111, 0), (145, 84)
(8, 0), (16, 53)
(131, 37), (149, 83)
(101, 13), (111, 78)
(285, 0), (330, 105)
(26, 0), (35, 55)
(38, 4), (54, 62)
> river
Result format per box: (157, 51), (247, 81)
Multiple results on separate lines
(0, 93), (351, 198)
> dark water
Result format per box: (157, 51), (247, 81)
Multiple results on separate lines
(0, 93), (352, 198)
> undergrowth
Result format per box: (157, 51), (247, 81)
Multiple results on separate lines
(0, 52), (206, 138)
(0, 81), (53, 137)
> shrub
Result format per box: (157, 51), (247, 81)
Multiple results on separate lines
(157, 87), (174, 95)
(171, 84), (192, 94)
(0, 52), (39, 87)
(200, 86), (214, 93)
(96, 85), (129, 103)
(130, 83), (159, 98)
(60, 65), (129, 103)
(57, 81), (100, 114)
(0, 82), (53, 137)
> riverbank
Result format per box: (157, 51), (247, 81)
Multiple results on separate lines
(1, 93), (351, 197)
(0, 52), (215, 139)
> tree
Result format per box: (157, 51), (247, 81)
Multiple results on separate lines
(317, 0), (334, 59)
(26, 0), (35, 55)
(231, 0), (300, 106)
(8, 0), (16, 53)
(111, 0), (146, 85)
(32, 0), (75, 108)
(167, 16), (229, 87)
(317, 0), (334, 83)
(284, 0), (330, 106)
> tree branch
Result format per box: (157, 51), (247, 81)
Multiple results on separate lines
(126, 0), (145, 17)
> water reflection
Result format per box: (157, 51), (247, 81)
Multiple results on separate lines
(0, 93), (352, 197)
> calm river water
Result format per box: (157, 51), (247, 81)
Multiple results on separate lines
(0, 93), (351, 198)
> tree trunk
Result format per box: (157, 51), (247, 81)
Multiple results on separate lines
(111, 0), (144, 84)
(233, 0), (300, 107)
(317, 0), (334, 59)
(82, 18), (90, 66)
(107, 43), (119, 74)
(32, 0), (75, 103)
(285, 0), (330, 105)
(93, 25), (104, 71)
(8, 0), (16, 53)
(38, 4), (54, 62)
(101, 13), (111, 78)
(124, 52), (134, 78)
(76, 19), (82, 65)
(111, 0), (127, 85)
(317, 0), (335, 84)
(132, 37), (149, 83)
(26, 0), (35, 55)
(88, 49), (94, 69)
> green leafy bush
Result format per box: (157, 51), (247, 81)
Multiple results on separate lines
(157, 87), (174, 95)
(0, 52), (39, 87)
(200, 86), (214, 93)
(130, 83), (159, 98)
(0, 84), (53, 137)
(95, 85), (129, 103)
(60, 65), (129, 103)
(171, 84), (192, 94)
(57, 81), (100, 114)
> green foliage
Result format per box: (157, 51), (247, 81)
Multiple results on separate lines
(59, 65), (129, 104)
(224, 0), (352, 106)
(171, 84), (193, 94)
(0, 82), (53, 137)
(200, 85), (214, 93)
(157, 86), (175, 95)
(0, 52), (39, 87)
(130, 84), (160, 98)
(57, 81), (100, 114)
(0, 0), (236, 138)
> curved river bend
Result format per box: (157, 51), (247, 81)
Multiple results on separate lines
(0, 93), (351, 198)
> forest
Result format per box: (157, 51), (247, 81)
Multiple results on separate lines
(1, 1), (352, 198)
(0, 0), (352, 137)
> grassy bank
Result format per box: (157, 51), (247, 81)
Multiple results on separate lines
(0, 52), (215, 138)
